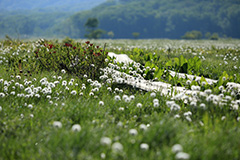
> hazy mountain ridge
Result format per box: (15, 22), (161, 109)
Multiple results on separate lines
(0, 0), (106, 12)
(0, 0), (106, 38)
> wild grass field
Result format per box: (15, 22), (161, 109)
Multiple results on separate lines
(0, 38), (240, 160)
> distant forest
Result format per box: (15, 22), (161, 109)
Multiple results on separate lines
(0, 0), (240, 39)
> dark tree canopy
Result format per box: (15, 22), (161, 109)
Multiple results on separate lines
(84, 18), (99, 29)
(84, 18), (105, 39)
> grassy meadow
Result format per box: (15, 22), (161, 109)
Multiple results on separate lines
(0, 38), (240, 160)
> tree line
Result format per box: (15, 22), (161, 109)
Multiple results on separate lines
(65, 0), (240, 39)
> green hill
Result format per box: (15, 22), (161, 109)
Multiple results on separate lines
(65, 0), (240, 39)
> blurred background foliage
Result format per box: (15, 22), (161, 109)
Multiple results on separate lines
(0, 0), (239, 39)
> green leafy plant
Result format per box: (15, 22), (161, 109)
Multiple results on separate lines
(217, 71), (233, 87)
(165, 55), (202, 75)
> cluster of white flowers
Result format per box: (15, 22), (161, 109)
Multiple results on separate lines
(172, 144), (190, 160)
(53, 121), (81, 132)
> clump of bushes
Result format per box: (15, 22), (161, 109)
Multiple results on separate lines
(205, 32), (219, 40)
(181, 30), (202, 40)
(34, 39), (109, 80)
(182, 31), (220, 40)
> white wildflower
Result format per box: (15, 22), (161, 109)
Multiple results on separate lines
(185, 116), (192, 122)
(87, 79), (92, 83)
(124, 97), (131, 103)
(225, 96), (232, 101)
(10, 91), (15, 95)
(122, 95), (128, 100)
(170, 104), (181, 111)
(48, 82), (55, 88)
(35, 94), (40, 98)
(100, 137), (112, 146)
(137, 103), (143, 108)
(53, 121), (62, 128)
(199, 103), (206, 110)
(93, 88), (99, 92)
(153, 102), (159, 107)
(140, 143), (149, 151)
(114, 95), (121, 101)
(139, 124), (147, 131)
(129, 95), (135, 100)
(221, 116), (226, 121)
(71, 90), (77, 95)
(150, 92), (156, 97)
(62, 80), (67, 86)
(61, 69), (66, 74)
(16, 75), (21, 79)
(20, 84), (24, 89)
(183, 111), (192, 117)
(232, 104), (238, 110)
(20, 113), (24, 119)
(28, 104), (33, 109)
(119, 107), (124, 111)
(172, 144), (183, 153)
(166, 101), (175, 107)
(190, 101), (197, 107)
(129, 129), (138, 136)
(204, 89), (212, 94)
(107, 87), (112, 92)
(219, 86), (224, 91)
(114, 88), (119, 92)
(116, 78), (124, 84)
(175, 152), (190, 160)
(237, 117), (240, 122)
(153, 98), (159, 104)
(99, 101), (104, 106)
(117, 121), (123, 127)
(100, 153), (106, 159)
(71, 124), (81, 132)
(186, 80), (191, 85)
(112, 142), (123, 153)
(174, 114), (181, 119)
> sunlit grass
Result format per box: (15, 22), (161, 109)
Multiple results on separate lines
(0, 39), (240, 160)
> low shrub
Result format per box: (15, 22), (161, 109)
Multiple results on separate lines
(34, 39), (109, 80)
